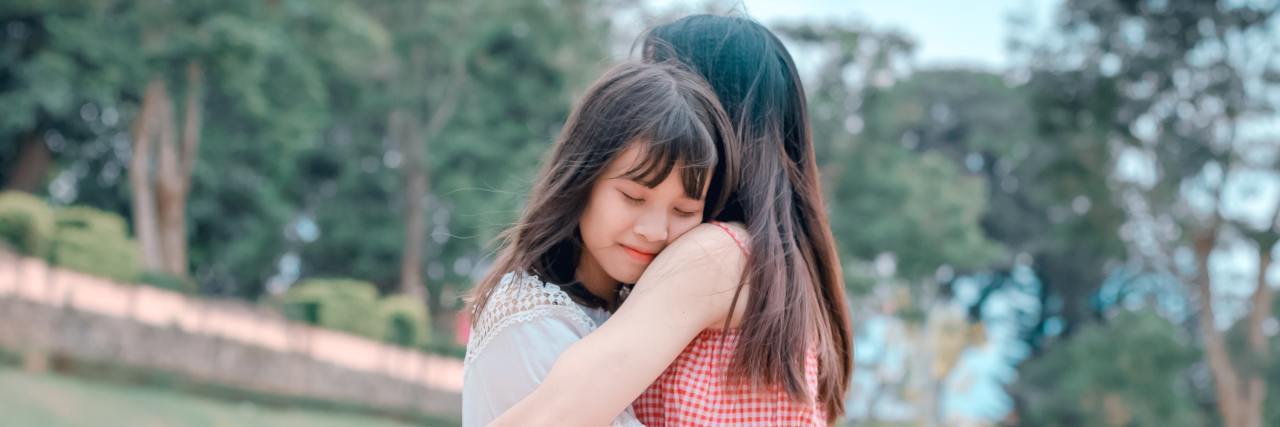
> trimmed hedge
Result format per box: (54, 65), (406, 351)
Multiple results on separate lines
(2, 193), (442, 350)
(0, 191), (55, 256)
(0, 196), (143, 284)
(281, 278), (381, 338)
(280, 280), (433, 347)
(137, 270), (199, 294)
(376, 295), (430, 347)
(48, 206), (140, 283)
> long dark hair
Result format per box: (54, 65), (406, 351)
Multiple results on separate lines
(643, 14), (853, 421)
(469, 61), (739, 319)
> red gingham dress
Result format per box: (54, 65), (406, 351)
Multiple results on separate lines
(632, 223), (826, 426)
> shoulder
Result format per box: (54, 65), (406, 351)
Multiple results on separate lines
(466, 272), (596, 365)
(649, 221), (749, 281)
(667, 221), (748, 260)
(486, 272), (579, 309)
(476, 272), (592, 324)
(630, 222), (750, 328)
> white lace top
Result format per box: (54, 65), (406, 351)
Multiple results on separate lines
(462, 271), (643, 427)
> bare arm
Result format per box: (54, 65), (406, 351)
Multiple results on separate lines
(488, 222), (749, 427)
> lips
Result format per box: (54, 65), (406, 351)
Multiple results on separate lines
(620, 244), (657, 263)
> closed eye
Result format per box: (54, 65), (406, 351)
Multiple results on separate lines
(673, 208), (699, 217)
(620, 191), (644, 205)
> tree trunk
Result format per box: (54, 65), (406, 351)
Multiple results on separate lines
(1192, 226), (1247, 427)
(394, 47), (466, 306)
(131, 62), (203, 278)
(5, 132), (52, 193)
(154, 61), (203, 277)
(155, 90), (183, 276)
(1240, 227), (1276, 427)
(1240, 246), (1271, 427)
(130, 79), (167, 273)
(393, 108), (428, 301)
(906, 283), (946, 427)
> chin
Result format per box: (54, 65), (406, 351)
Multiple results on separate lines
(605, 264), (642, 284)
(612, 272), (641, 285)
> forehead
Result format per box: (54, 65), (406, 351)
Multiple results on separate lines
(603, 143), (648, 177)
(602, 141), (693, 184)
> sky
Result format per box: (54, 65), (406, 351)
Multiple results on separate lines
(646, 0), (1061, 70)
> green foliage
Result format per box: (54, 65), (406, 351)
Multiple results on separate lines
(1225, 309), (1280, 426)
(842, 261), (879, 296)
(8, 1), (1275, 424)
(0, 194), (145, 283)
(176, 1), (391, 298)
(298, 0), (612, 311)
(2, 0), (613, 306)
(137, 271), (198, 294)
(281, 278), (381, 338)
(0, 191), (55, 256)
(48, 206), (139, 283)
(54, 205), (127, 234)
(420, 334), (467, 360)
(0, 0), (396, 298)
(826, 139), (1005, 281)
(279, 280), (434, 348)
(1013, 2), (1280, 425)
(855, 66), (1128, 358)
(1012, 0), (1278, 341)
(1016, 310), (1204, 426)
(0, 368), (451, 427)
(376, 295), (430, 347)
(782, 25), (1005, 286)
(0, 0), (141, 136)
(0, 0), (143, 195)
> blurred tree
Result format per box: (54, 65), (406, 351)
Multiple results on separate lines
(1269, 295), (1280, 426)
(0, 0), (389, 296)
(0, 0), (141, 194)
(185, 0), (391, 297)
(1022, 0), (1280, 425)
(126, 0), (381, 284)
(869, 66), (1131, 356)
(780, 23), (1007, 426)
(361, 0), (473, 302)
(1016, 310), (1204, 426)
(296, 0), (612, 322)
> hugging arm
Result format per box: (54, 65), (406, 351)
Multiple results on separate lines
(463, 305), (643, 426)
(487, 223), (749, 427)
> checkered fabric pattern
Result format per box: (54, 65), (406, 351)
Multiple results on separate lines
(632, 222), (825, 426)
(632, 329), (825, 426)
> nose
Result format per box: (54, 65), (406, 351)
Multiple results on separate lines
(633, 208), (669, 243)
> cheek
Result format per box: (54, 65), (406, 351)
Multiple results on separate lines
(668, 216), (702, 241)
(579, 190), (631, 247)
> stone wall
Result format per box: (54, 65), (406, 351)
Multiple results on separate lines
(0, 251), (462, 419)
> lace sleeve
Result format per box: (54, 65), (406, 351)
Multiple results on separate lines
(464, 272), (596, 367)
(462, 272), (645, 427)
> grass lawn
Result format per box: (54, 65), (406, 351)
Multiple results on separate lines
(0, 367), (452, 427)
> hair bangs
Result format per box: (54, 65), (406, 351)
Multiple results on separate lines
(619, 104), (719, 201)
